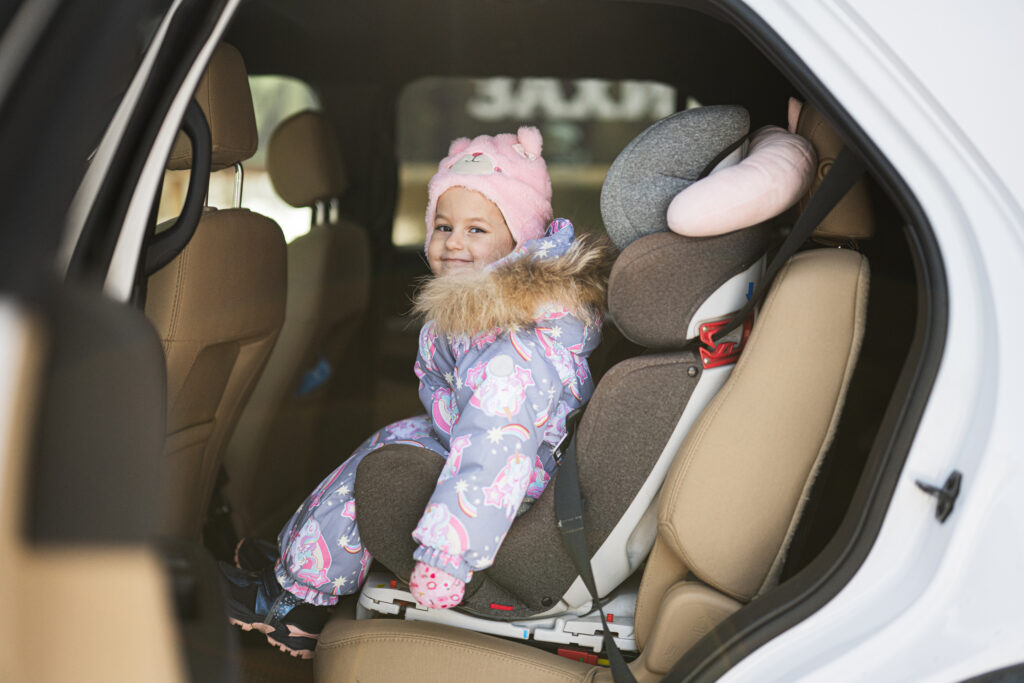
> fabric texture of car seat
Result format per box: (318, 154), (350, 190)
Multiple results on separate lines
(146, 43), (286, 539)
(607, 226), (771, 348)
(222, 109), (371, 539)
(600, 105), (749, 250)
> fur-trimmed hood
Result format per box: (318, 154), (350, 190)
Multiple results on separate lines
(414, 219), (615, 338)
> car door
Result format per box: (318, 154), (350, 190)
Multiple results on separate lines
(0, 1), (243, 681)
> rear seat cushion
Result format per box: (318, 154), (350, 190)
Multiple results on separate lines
(315, 618), (595, 683)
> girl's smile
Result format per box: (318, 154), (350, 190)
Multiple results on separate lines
(428, 187), (515, 276)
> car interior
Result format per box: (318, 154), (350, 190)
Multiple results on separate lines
(1, 0), (931, 681)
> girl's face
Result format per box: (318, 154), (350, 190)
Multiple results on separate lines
(428, 187), (515, 276)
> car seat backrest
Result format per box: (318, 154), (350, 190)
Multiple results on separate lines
(222, 110), (371, 539)
(145, 43), (286, 540)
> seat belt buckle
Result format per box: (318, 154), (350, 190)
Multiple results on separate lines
(698, 315), (753, 369)
(551, 408), (585, 466)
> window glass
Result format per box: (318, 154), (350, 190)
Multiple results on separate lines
(394, 77), (679, 247)
(156, 75), (321, 243)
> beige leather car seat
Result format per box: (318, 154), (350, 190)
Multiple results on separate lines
(310, 105), (872, 682)
(146, 43), (286, 540)
(222, 110), (371, 540)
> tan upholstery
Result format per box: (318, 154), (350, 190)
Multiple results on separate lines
(148, 43), (286, 539)
(267, 110), (349, 207)
(223, 109), (371, 538)
(0, 317), (185, 683)
(633, 248), (868, 651)
(147, 208), (286, 537)
(313, 247), (869, 681)
(798, 103), (876, 244)
(166, 43), (257, 172)
(315, 618), (598, 683)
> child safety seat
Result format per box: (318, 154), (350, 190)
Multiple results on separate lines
(313, 101), (872, 680)
(351, 105), (784, 642)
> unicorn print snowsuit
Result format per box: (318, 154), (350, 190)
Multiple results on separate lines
(275, 220), (613, 606)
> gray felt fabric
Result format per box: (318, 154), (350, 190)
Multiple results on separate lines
(601, 105), (750, 250)
(354, 444), (445, 582)
(608, 226), (773, 349)
(355, 352), (700, 618)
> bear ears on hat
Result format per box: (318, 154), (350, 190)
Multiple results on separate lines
(446, 126), (544, 158)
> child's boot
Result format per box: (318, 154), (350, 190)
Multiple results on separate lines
(220, 562), (329, 659)
(233, 537), (278, 571)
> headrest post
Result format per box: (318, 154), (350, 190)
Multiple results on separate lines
(329, 198), (339, 224)
(233, 162), (244, 208)
(313, 200), (326, 226)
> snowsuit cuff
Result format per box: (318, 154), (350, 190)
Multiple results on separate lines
(413, 545), (475, 584)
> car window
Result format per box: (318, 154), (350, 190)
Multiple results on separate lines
(393, 76), (681, 247)
(156, 74), (321, 243)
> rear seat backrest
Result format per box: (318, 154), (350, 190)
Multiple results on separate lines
(145, 43), (286, 540)
(222, 110), (371, 539)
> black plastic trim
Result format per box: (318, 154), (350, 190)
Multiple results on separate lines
(143, 98), (211, 275)
(65, 0), (227, 287)
(962, 663), (1024, 683)
(646, 1), (950, 680)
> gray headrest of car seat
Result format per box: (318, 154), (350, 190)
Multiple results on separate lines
(166, 43), (258, 172)
(601, 105), (750, 250)
(609, 228), (772, 349)
(267, 110), (349, 208)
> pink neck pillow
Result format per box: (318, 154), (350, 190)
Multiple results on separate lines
(666, 124), (816, 237)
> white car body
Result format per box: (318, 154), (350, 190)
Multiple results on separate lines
(728, 1), (1024, 680)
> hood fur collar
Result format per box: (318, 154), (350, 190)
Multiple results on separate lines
(413, 232), (616, 338)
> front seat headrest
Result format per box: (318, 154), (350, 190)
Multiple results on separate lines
(166, 43), (258, 172)
(267, 110), (349, 207)
(601, 105), (750, 250)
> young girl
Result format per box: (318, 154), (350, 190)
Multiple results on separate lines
(222, 126), (614, 658)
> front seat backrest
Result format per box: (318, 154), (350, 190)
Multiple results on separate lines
(223, 110), (371, 539)
(146, 43), (286, 540)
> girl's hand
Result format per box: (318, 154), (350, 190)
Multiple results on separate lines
(409, 561), (465, 609)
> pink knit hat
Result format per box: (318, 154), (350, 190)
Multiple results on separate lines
(425, 126), (553, 247)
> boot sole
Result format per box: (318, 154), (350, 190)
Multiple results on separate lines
(229, 616), (319, 659)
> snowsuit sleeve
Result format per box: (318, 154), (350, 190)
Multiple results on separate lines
(412, 329), (564, 583)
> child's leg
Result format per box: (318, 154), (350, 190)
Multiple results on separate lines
(274, 416), (445, 605)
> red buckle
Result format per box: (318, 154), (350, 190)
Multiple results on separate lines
(557, 648), (599, 665)
(698, 316), (752, 369)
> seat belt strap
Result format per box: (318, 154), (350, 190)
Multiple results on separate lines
(704, 146), (867, 347)
(554, 409), (638, 682)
